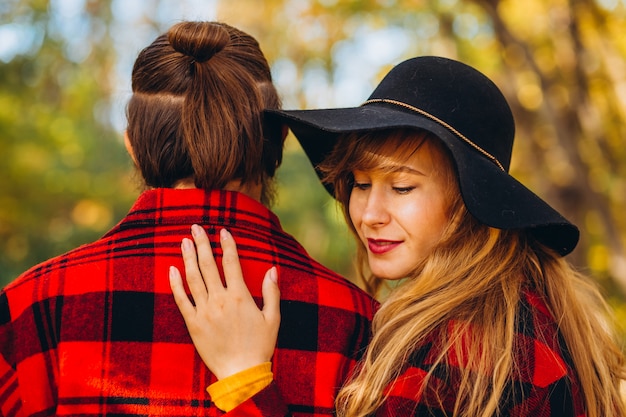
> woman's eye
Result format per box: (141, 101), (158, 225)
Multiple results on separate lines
(393, 186), (415, 194)
(353, 182), (370, 190)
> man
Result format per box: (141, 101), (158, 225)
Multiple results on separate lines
(0, 21), (375, 416)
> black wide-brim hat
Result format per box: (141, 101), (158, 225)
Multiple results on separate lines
(265, 56), (579, 256)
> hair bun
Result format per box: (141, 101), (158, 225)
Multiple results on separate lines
(167, 21), (229, 63)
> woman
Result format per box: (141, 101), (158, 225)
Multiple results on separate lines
(170, 56), (626, 416)
(0, 20), (375, 416)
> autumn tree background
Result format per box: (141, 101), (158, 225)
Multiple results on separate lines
(2, 0), (625, 335)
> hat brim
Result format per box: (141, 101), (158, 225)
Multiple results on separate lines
(265, 104), (579, 256)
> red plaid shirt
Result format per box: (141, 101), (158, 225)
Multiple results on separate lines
(220, 290), (586, 417)
(0, 188), (376, 417)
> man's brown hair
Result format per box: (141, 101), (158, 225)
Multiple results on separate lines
(126, 21), (283, 205)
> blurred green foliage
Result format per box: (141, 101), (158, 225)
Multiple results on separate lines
(0, 0), (137, 283)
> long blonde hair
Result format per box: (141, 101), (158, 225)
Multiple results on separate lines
(321, 128), (625, 417)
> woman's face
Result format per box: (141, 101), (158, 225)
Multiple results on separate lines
(348, 137), (453, 280)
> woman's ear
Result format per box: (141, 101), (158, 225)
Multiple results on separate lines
(124, 130), (137, 165)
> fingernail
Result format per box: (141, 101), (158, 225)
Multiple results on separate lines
(269, 266), (278, 284)
(191, 224), (203, 237)
(181, 238), (193, 251)
(169, 265), (177, 279)
(220, 228), (231, 241)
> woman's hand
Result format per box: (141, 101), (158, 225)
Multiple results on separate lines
(169, 224), (281, 380)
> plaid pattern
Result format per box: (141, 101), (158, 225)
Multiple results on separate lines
(0, 188), (376, 417)
(224, 290), (586, 417)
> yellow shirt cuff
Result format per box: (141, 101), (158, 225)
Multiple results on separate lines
(207, 362), (274, 412)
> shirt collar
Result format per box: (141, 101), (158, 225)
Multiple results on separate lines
(119, 188), (281, 232)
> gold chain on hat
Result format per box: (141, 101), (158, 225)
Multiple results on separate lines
(362, 98), (505, 171)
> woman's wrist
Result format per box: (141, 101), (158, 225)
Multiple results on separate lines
(207, 362), (274, 412)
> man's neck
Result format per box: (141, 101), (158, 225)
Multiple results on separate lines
(172, 178), (262, 202)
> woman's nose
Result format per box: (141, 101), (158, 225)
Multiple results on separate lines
(361, 188), (390, 227)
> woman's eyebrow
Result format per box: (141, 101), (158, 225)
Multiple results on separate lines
(380, 164), (426, 176)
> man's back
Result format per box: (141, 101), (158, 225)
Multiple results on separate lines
(0, 188), (376, 416)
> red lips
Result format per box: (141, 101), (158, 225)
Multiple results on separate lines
(367, 239), (401, 254)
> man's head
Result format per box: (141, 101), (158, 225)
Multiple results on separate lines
(126, 21), (284, 205)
